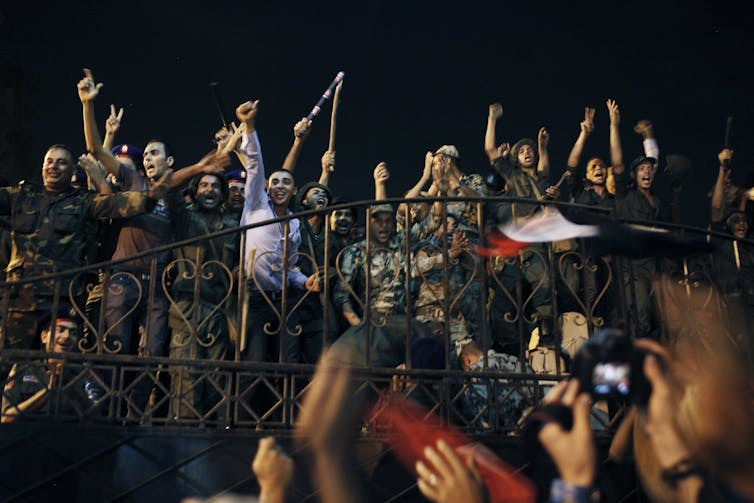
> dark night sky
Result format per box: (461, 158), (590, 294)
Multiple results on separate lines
(2, 0), (754, 226)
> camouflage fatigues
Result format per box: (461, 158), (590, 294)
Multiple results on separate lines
(333, 231), (439, 367)
(412, 234), (479, 342)
(461, 350), (535, 430)
(334, 232), (410, 320)
(0, 182), (154, 349)
(411, 174), (488, 244)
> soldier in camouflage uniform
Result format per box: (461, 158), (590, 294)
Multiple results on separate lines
(458, 339), (535, 431)
(408, 146), (487, 343)
(412, 212), (478, 344)
(0, 145), (167, 351)
(409, 145), (488, 245)
(168, 173), (239, 421)
(332, 163), (433, 368)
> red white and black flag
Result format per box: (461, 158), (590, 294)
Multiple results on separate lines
(477, 209), (714, 258)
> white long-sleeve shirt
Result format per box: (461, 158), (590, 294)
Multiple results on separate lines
(240, 130), (307, 291)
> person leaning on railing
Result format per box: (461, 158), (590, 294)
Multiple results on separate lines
(484, 102), (558, 350)
(167, 169), (241, 421)
(564, 105), (617, 325)
(0, 144), (171, 352)
(331, 162), (434, 368)
(235, 100), (320, 364)
(609, 99), (663, 339)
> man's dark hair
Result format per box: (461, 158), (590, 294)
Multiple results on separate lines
(145, 139), (175, 159)
(188, 172), (230, 203)
(45, 144), (75, 163)
(267, 168), (295, 182)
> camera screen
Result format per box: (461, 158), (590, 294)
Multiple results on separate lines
(592, 362), (631, 396)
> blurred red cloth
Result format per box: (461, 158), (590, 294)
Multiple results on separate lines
(369, 393), (536, 503)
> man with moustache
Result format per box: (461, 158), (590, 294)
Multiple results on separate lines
(168, 172), (239, 420)
(235, 100), (320, 364)
(329, 201), (361, 252)
(222, 169), (246, 222)
(332, 163), (433, 368)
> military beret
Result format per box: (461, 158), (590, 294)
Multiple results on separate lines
(111, 144), (143, 159)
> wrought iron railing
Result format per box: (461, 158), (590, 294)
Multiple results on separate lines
(0, 196), (744, 434)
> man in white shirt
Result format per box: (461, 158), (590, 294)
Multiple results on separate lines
(235, 100), (319, 363)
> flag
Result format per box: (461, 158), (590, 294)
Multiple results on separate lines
(477, 209), (714, 259)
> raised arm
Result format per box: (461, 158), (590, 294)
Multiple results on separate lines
(567, 107), (595, 169)
(102, 104), (123, 152)
(485, 103), (504, 162)
(537, 127), (551, 177)
(373, 162), (389, 201)
(634, 119), (659, 161)
(215, 122), (251, 167)
(236, 101), (267, 218)
(319, 150), (335, 186)
(607, 99), (624, 175)
(1, 368), (53, 423)
(397, 152), (432, 221)
(711, 149), (734, 223)
(281, 117), (312, 172)
(169, 151), (230, 188)
(78, 68), (121, 178)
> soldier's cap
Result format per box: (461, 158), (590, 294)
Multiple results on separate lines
(111, 144), (144, 159)
(725, 209), (749, 224)
(434, 145), (460, 159)
(36, 305), (82, 333)
(630, 155), (657, 173)
(224, 169), (246, 184)
(369, 203), (394, 216)
(295, 181), (333, 208)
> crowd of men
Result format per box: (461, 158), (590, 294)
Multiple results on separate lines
(1, 68), (752, 427)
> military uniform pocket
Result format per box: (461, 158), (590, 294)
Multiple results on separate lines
(52, 209), (82, 234)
